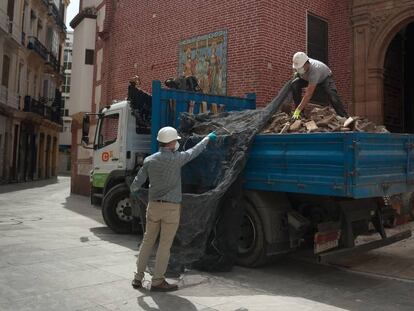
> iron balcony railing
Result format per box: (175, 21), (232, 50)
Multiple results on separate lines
(45, 52), (60, 74)
(27, 36), (48, 60)
(48, 2), (66, 31)
(23, 96), (62, 124)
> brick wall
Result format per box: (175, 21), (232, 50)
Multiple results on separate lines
(256, 1), (352, 109)
(101, 115), (119, 143)
(96, 0), (352, 109)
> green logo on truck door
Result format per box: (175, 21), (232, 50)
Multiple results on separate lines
(92, 173), (109, 188)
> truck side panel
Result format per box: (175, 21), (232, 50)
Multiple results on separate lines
(244, 132), (414, 198)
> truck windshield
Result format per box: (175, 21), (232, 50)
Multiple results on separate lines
(97, 113), (119, 149)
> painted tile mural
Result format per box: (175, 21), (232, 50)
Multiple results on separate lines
(178, 30), (227, 95)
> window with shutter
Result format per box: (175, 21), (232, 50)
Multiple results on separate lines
(307, 14), (328, 65)
(85, 49), (94, 65)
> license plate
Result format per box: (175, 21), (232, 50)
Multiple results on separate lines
(314, 230), (341, 254)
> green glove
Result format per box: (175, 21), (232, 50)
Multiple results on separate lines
(292, 108), (301, 120)
(208, 131), (217, 141)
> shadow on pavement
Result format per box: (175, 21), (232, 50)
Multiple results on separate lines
(56, 179), (414, 310)
(184, 256), (414, 311)
(62, 193), (104, 224)
(61, 193), (141, 254)
(137, 293), (198, 311)
(0, 177), (60, 194)
(89, 226), (140, 249)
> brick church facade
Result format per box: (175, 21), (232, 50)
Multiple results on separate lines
(70, 0), (414, 195)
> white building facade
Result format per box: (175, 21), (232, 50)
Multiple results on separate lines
(69, 0), (103, 195)
(59, 30), (72, 174)
(0, 0), (68, 183)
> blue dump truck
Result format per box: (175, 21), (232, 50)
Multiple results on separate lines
(82, 80), (414, 267)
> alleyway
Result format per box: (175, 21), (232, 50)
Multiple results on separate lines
(0, 177), (413, 311)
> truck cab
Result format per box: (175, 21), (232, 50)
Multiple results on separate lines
(83, 101), (151, 233)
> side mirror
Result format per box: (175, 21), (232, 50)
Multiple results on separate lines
(82, 114), (90, 145)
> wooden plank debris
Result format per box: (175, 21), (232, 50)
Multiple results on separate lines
(262, 104), (389, 134)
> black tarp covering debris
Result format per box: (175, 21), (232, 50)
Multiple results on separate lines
(136, 79), (293, 271)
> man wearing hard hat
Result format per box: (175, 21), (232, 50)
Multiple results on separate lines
(290, 52), (349, 119)
(130, 126), (217, 292)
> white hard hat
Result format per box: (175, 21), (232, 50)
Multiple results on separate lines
(157, 126), (181, 143)
(292, 52), (309, 69)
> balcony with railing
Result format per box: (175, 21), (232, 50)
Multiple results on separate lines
(48, 2), (66, 32)
(23, 96), (62, 125)
(27, 36), (48, 60)
(45, 52), (60, 74)
(0, 85), (20, 110)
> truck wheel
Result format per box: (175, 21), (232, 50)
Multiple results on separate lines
(236, 200), (268, 267)
(102, 183), (134, 234)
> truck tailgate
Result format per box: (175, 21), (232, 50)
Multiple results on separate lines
(244, 132), (414, 198)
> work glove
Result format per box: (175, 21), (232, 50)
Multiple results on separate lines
(292, 108), (301, 120)
(208, 131), (217, 141)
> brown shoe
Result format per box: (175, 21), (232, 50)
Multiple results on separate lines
(150, 280), (178, 292)
(132, 278), (142, 289)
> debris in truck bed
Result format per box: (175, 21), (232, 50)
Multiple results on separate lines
(262, 104), (389, 134)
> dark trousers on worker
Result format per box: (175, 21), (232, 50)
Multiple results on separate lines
(291, 76), (349, 117)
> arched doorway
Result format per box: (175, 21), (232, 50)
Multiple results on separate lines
(383, 23), (414, 133)
(351, 2), (414, 126)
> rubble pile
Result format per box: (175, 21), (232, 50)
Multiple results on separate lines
(262, 104), (389, 134)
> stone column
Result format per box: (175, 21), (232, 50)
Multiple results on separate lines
(33, 128), (40, 179)
(351, 13), (371, 117)
(8, 53), (18, 108)
(47, 133), (51, 179)
(38, 132), (45, 179)
(52, 136), (58, 176)
(366, 67), (385, 124)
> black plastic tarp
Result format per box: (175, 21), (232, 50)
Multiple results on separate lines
(136, 80), (293, 271)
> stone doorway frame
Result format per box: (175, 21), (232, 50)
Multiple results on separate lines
(351, 2), (414, 124)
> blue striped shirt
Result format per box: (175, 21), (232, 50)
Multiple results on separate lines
(130, 137), (209, 203)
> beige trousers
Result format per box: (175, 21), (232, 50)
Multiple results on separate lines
(135, 201), (181, 286)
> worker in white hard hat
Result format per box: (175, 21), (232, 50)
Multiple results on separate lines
(290, 52), (348, 119)
(130, 126), (217, 292)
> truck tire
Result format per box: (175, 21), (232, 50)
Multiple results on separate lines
(236, 200), (268, 267)
(102, 183), (134, 234)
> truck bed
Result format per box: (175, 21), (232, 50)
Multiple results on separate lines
(243, 132), (414, 198)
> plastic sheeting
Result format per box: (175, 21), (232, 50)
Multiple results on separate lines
(136, 80), (293, 271)
(168, 80), (293, 269)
